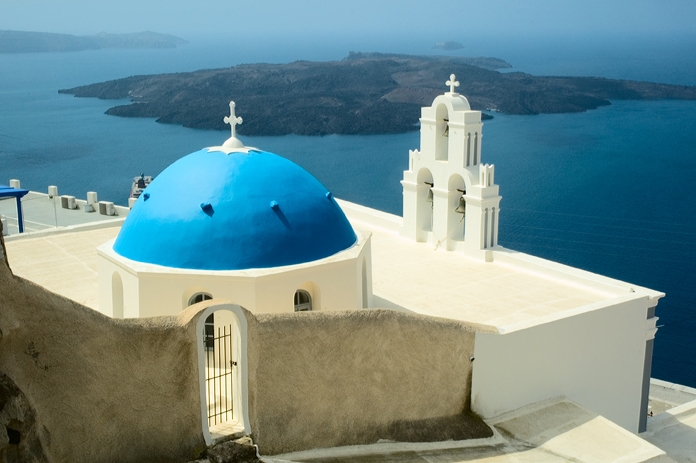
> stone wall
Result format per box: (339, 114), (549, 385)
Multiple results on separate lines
(246, 310), (492, 455)
(0, 222), (491, 460)
(0, 225), (207, 463)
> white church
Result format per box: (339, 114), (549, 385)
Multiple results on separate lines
(6, 74), (680, 461)
(93, 74), (662, 439)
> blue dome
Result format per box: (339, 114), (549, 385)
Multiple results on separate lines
(113, 149), (357, 271)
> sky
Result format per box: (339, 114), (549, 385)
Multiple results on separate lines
(1, 0), (695, 41)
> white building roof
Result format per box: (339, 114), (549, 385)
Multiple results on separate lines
(336, 199), (663, 332)
(4, 198), (662, 333)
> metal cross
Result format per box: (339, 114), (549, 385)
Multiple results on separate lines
(446, 74), (459, 94)
(223, 101), (243, 138)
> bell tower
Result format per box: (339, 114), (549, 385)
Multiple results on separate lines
(400, 74), (502, 261)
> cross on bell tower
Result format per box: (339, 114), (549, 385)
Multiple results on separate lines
(223, 101), (243, 138)
(446, 74), (459, 94)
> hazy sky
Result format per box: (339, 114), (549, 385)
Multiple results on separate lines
(1, 0), (695, 40)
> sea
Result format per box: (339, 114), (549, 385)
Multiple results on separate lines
(1, 33), (695, 387)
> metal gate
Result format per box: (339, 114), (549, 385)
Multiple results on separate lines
(204, 323), (235, 426)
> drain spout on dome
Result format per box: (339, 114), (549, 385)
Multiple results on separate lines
(200, 202), (214, 217)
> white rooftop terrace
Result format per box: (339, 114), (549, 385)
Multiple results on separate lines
(337, 200), (662, 333)
(3, 197), (662, 333)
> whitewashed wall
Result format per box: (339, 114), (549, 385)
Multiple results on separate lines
(97, 232), (371, 317)
(471, 295), (655, 432)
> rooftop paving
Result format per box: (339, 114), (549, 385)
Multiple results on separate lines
(5, 226), (119, 309)
(4, 196), (635, 332)
(5, 217), (621, 331)
(360, 222), (623, 330)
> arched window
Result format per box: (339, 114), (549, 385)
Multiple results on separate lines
(112, 272), (123, 318)
(294, 290), (312, 312)
(189, 292), (213, 305)
(473, 133), (479, 165)
(189, 293), (214, 349)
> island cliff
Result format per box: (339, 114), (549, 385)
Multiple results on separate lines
(0, 30), (187, 53)
(58, 53), (696, 136)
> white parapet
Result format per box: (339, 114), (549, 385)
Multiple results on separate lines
(9, 179), (20, 189)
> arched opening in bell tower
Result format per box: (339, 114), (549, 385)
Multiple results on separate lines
(416, 168), (434, 240)
(446, 174), (467, 250)
(434, 104), (449, 161)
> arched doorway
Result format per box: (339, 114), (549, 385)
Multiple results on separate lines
(195, 303), (250, 444)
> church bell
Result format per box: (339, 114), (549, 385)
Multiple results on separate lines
(455, 197), (466, 214)
(425, 182), (434, 203)
(455, 190), (466, 215)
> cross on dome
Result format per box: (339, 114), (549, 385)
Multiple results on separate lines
(446, 74), (459, 94)
(208, 101), (258, 154)
(223, 101), (243, 138)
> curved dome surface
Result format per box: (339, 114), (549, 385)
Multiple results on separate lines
(113, 149), (357, 271)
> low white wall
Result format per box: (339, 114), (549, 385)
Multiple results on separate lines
(471, 295), (653, 433)
(97, 257), (139, 318)
(491, 247), (663, 297)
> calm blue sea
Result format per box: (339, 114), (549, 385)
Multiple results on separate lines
(1, 33), (695, 386)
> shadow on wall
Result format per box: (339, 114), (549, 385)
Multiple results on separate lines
(0, 222), (492, 461)
(246, 310), (494, 454)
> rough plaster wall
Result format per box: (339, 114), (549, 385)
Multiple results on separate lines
(0, 227), (207, 463)
(246, 309), (492, 455)
(0, 220), (492, 459)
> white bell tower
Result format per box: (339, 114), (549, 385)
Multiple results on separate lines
(400, 74), (501, 261)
